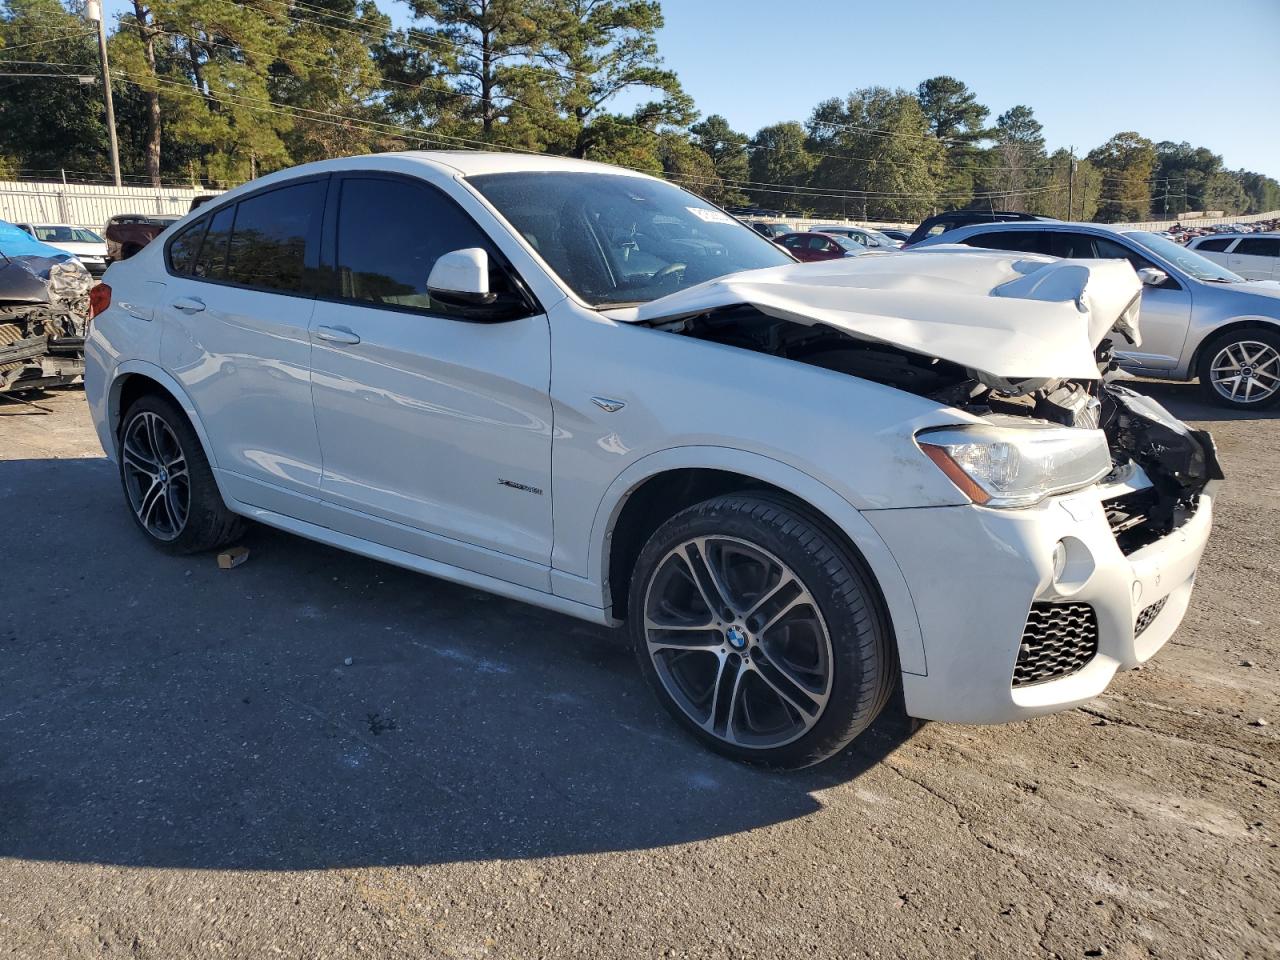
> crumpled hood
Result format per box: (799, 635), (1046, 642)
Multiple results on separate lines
(605, 247), (1143, 381)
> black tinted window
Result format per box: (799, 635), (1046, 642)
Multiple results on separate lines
(1195, 237), (1232, 253)
(168, 217), (206, 275)
(334, 177), (504, 317)
(1235, 237), (1280, 257)
(964, 231), (1048, 254)
(1045, 232), (1099, 258)
(224, 181), (324, 294)
(194, 205), (234, 280)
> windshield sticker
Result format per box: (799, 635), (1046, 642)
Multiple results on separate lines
(687, 206), (735, 225)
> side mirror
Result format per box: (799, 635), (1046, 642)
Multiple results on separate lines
(1137, 267), (1168, 287)
(428, 248), (497, 306)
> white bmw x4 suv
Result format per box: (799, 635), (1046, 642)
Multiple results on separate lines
(84, 152), (1221, 768)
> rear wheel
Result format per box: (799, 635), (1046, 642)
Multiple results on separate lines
(118, 394), (243, 554)
(628, 493), (896, 768)
(1196, 328), (1280, 409)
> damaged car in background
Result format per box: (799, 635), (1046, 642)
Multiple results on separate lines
(1, 220), (91, 393)
(85, 154), (1221, 768)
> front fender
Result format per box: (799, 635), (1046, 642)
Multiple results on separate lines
(574, 445), (927, 676)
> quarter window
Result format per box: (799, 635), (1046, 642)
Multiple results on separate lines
(333, 176), (511, 318)
(194, 205), (234, 280)
(167, 217), (206, 275)
(224, 181), (324, 294)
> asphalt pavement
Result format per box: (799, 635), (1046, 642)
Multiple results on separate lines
(0, 383), (1276, 959)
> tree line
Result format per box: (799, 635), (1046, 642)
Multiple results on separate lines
(2, 0), (1277, 223)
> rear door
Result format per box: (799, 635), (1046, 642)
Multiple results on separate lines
(1228, 237), (1280, 280)
(307, 173), (554, 587)
(159, 177), (328, 502)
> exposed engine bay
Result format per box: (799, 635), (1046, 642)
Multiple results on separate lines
(0, 255), (91, 393)
(661, 304), (1223, 549)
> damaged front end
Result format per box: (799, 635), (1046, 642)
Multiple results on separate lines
(0, 254), (91, 393)
(615, 251), (1221, 545)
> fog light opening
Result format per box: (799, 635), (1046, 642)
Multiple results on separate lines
(1049, 536), (1095, 594)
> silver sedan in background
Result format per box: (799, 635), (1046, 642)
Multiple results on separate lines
(912, 221), (1280, 409)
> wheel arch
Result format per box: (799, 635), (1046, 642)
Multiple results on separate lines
(108, 362), (220, 475)
(1187, 315), (1280, 377)
(589, 447), (927, 676)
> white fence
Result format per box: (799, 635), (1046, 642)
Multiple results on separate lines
(0, 180), (223, 229)
(749, 210), (1280, 233)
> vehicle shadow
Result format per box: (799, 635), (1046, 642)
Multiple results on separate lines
(0, 456), (917, 872)
(1122, 378), (1280, 422)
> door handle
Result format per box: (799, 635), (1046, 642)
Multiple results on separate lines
(171, 296), (205, 313)
(314, 325), (361, 346)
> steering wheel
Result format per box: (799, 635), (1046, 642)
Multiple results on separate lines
(654, 262), (687, 283)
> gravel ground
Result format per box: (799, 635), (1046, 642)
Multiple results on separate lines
(0, 383), (1276, 960)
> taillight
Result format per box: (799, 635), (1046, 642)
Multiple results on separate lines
(89, 282), (112, 319)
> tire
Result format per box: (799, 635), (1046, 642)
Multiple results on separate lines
(117, 393), (243, 554)
(628, 493), (896, 769)
(1196, 327), (1280, 410)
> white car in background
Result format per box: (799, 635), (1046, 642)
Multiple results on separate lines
(84, 152), (1220, 768)
(14, 222), (109, 277)
(808, 224), (902, 249)
(1186, 233), (1279, 281)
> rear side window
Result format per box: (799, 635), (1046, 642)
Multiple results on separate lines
(167, 218), (206, 275)
(225, 181), (325, 294)
(1194, 237), (1232, 253)
(332, 176), (511, 318)
(194, 205), (234, 280)
(1235, 237), (1280, 257)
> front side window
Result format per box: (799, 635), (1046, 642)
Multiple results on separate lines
(332, 176), (515, 318)
(468, 171), (791, 306)
(224, 180), (324, 294)
(1194, 237), (1232, 253)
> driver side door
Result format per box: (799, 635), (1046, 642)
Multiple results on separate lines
(307, 173), (555, 589)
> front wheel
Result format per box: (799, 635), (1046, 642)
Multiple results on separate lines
(1196, 328), (1280, 409)
(628, 494), (896, 769)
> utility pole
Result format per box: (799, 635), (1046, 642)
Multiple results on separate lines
(85, 0), (122, 188)
(1067, 147), (1075, 221)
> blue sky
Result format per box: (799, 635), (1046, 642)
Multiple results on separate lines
(101, 0), (1280, 178)
(649, 0), (1280, 178)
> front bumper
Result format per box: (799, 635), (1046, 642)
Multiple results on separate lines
(866, 481), (1216, 725)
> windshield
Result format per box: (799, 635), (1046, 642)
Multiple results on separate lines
(829, 235), (862, 252)
(865, 229), (897, 246)
(34, 225), (103, 244)
(469, 171), (793, 306)
(1125, 231), (1243, 283)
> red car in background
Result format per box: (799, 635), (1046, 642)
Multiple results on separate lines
(777, 232), (867, 262)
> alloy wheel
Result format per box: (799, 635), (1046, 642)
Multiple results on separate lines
(121, 410), (190, 541)
(642, 536), (833, 749)
(1209, 339), (1280, 404)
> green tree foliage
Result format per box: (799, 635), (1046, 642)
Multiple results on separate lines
(806, 87), (944, 221)
(1088, 131), (1157, 222)
(747, 121), (812, 210)
(540, 0), (691, 160)
(982, 104), (1045, 209)
(688, 114), (748, 205)
(0, 0), (107, 176)
(917, 75), (988, 201)
(2, 2), (1277, 220)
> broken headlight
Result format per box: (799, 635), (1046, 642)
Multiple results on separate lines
(916, 422), (1111, 508)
